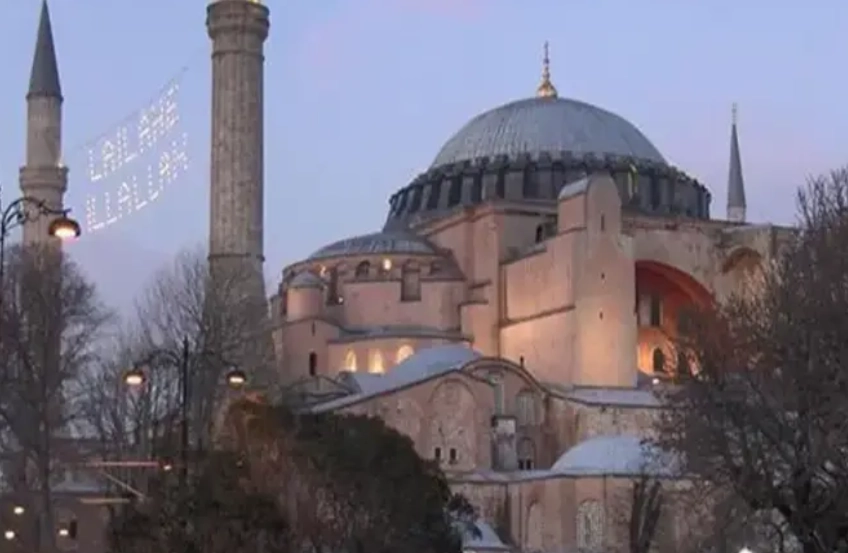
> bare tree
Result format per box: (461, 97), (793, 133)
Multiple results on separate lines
(0, 244), (112, 551)
(657, 168), (848, 553)
(626, 475), (665, 553)
(76, 248), (275, 496)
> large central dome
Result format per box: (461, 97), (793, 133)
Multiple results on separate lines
(383, 44), (711, 230)
(431, 96), (665, 170)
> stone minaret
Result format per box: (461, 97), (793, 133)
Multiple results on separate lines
(206, 0), (275, 388)
(20, 0), (68, 246)
(726, 103), (747, 223)
(206, 0), (269, 295)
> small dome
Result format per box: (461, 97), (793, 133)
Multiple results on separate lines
(288, 271), (323, 289)
(431, 97), (664, 169)
(551, 434), (678, 476)
(308, 230), (437, 261)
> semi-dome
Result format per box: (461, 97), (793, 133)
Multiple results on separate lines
(431, 97), (665, 170)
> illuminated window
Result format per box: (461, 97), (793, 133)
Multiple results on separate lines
(369, 350), (385, 374)
(395, 345), (414, 364)
(344, 350), (357, 372)
(381, 258), (393, 272)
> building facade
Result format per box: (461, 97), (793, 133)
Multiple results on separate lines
(8, 1), (793, 551)
(270, 40), (788, 553)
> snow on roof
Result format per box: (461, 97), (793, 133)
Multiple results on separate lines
(551, 434), (679, 477)
(562, 387), (662, 408)
(311, 345), (482, 413)
(462, 521), (510, 551)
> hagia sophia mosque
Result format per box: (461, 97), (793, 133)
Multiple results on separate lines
(16, 0), (792, 551)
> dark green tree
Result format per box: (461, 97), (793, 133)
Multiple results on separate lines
(291, 412), (477, 553)
(106, 449), (289, 553)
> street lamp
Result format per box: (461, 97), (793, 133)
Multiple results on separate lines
(123, 337), (247, 485)
(0, 194), (81, 298)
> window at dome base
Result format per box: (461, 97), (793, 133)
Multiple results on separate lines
(369, 350), (385, 374)
(396, 345), (414, 364)
(344, 350), (357, 372)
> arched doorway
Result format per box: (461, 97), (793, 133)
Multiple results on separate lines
(635, 261), (712, 377)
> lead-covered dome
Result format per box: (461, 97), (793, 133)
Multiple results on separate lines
(431, 97), (665, 170)
(383, 44), (711, 230)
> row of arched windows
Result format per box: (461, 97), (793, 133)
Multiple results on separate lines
(343, 345), (415, 374)
(317, 260), (428, 304)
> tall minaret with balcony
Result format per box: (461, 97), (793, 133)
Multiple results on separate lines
(19, 0), (68, 246)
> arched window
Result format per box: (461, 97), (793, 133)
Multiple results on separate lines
(534, 224), (545, 243)
(369, 350), (385, 374)
(401, 261), (421, 302)
(325, 267), (340, 305)
(518, 438), (535, 470)
(395, 345), (414, 364)
(308, 351), (317, 376)
(516, 391), (536, 426)
(344, 350), (357, 372)
(488, 371), (504, 415)
(525, 502), (543, 553)
(355, 261), (370, 278)
(652, 348), (666, 373)
(576, 500), (605, 552)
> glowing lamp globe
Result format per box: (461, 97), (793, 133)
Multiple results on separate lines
(124, 369), (145, 387)
(226, 368), (247, 388)
(49, 215), (81, 240)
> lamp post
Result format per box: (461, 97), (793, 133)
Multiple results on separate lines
(0, 194), (81, 291)
(124, 337), (247, 486)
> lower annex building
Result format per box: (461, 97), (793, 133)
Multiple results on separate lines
(270, 46), (789, 552)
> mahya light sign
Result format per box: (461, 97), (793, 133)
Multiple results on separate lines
(84, 80), (189, 232)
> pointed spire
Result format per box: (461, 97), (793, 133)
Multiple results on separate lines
(28, 0), (62, 100)
(536, 41), (558, 99)
(727, 102), (747, 223)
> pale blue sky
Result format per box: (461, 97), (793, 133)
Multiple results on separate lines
(1, 0), (847, 312)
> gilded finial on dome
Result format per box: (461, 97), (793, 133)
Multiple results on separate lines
(536, 41), (558, 99)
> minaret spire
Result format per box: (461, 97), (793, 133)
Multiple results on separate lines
(536, 41), (558, 99)
(726, 102), (747, 223)
(20, 0), (68, 246)
(28, 0), (62, 100)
